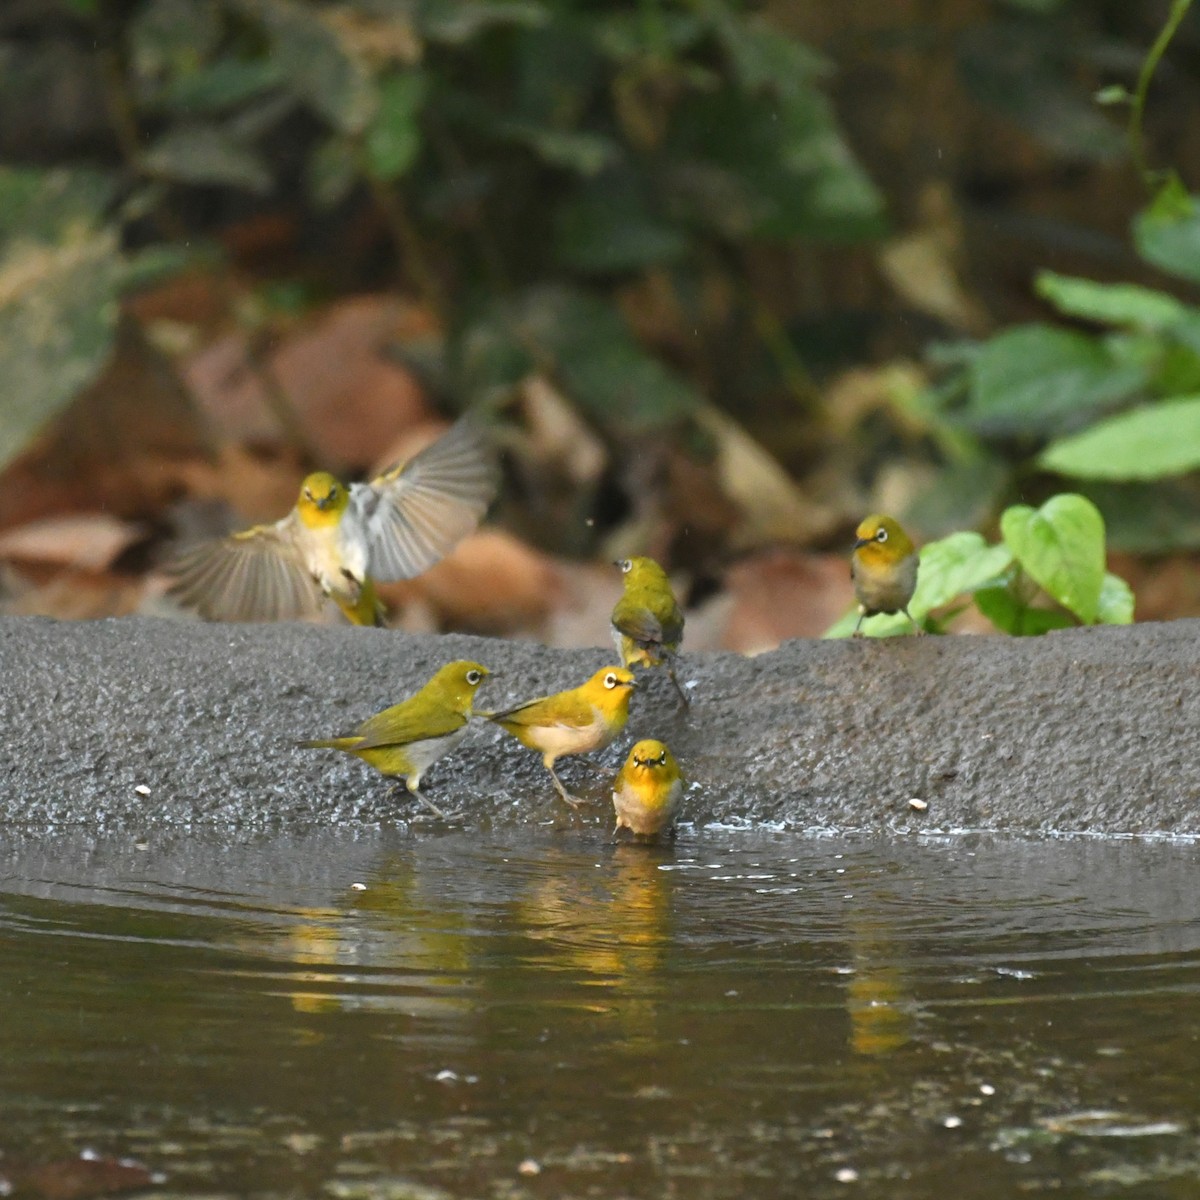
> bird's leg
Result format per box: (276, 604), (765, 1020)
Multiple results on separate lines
(851, 607), (867, 638)
(903, 607), (925, 636)
(666, 660), (691, 709)
(547, 765), (585, 809)
(406, 782), (449, 820)
(610, 821), (624, 844)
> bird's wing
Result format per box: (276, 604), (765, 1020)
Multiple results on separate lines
(612, 595), (682, 649)
(349, 417), (498, 581)
(489, 689), (592, 731)
(351, 699), (468, 750)
(166, 512), (323, 622)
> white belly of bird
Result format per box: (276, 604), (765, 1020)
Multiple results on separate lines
(855, 554), (918, 613)
(531, 714), (607, 761)
(406, 728), (469, 786)
(297, 521), (370, 602)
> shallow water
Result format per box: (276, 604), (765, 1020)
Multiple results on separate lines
(1, 826), (1199, 1198)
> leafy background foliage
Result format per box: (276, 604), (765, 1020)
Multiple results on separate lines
(1, 0), (1199, 638)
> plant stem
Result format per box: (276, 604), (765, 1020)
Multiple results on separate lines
(1129, 0), (1195, 190)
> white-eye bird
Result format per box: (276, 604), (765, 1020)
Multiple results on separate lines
(611, 739), (683, 842)
(168, 417), (497, 625)
(484, 666), (637, 808)
(298, 660), (491, 818)
(850, 514), (921, 636)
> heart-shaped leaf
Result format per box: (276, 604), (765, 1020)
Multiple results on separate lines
(1000, 494), (1106, 623)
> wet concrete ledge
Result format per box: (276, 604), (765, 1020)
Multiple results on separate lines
(1, 615), (1196, 836)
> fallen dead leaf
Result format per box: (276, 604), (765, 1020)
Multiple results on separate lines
(183, 295), (431, 469)
(0, 513), (145, 571)
(718, 549), (855, 653)
(377, 528), (567, 633)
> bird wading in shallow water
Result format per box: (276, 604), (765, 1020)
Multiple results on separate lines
(612, 556), (689, 706)
(298, 660), (491, 818)
(611, 739), (682, 842)
(168, 417), (497, 626)
(484, 666), (637, 807)
(850, 514), (922, 636)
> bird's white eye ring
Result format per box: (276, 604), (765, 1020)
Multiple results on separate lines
(604, 672), (619, 689)
(303, 489), (313, 501)
(620, 560), (632, 573)
(466, 669), (482, 685)
(875, 527), (888, 542)
(659, 750), (667, 764)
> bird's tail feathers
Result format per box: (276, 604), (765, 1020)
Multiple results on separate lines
(297, 736), (363, 751)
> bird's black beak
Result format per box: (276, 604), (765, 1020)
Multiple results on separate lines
(853, 536), (870, 550)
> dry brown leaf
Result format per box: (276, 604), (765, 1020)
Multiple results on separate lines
(2, 569), (147, 619)
(695, 405), (839, 549)
(717, 550), (855, 654)
(0, 513), (144, 570)
(377, 529), (567, 633)
(183, 296), (431, 469)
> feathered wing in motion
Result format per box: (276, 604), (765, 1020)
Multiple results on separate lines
(356, 417), (499, 581)
(166, 512), (327, 623)
(167, 417), (498, 624)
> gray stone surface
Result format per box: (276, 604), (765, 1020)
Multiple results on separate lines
(0, 615), (1196, 836)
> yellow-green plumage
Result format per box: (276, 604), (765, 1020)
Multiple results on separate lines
(611, 556), (689, 706)
(850, 514), (921, 636)
(168, 418), (497, 627)
(300, 660), (490, 816)
(485, 666), (637, 807)
(612, 739), (683, 842)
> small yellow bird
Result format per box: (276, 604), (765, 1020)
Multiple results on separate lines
(168, 417), (497, 626)
(611, 739), (683, 842)
(484, 666), (637, 807)
(299, 660), (490, 818)
(850, 514), (922, 636)
(612, 556), (689, 706)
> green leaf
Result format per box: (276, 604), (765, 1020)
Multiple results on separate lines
(555, 174), (689, 273)
(1035, 271), (1189, 330)
(664, 88), (885, 243)
(973, 584), (1075, 636)
(238, 0), (376, 133)
(965, 323), (1147, 436)
(1000, 494), (1106, 623)
(910, 532), (1014, 614)
(1097, 571), (1134, 625)
(714, 16), (828, 95)
(1094, 84), (1132, 106)
(131, 0), (222, 80)
(0, 167), (115, 247)
(143, 124), (273, 192)
(501, 123), (618, 176)
(1038, 396), (1200, 481)
(418, 0), (546, 44)
(0, 230), (123, 471)
(1134, 178), (1200, 286)
(514, 287), (702, 430)
(365, 71), (427, 181)
(161, 56), (284, 113)
(307, 135), (359, 210)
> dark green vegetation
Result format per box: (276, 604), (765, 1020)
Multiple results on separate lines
(3, 1), (1200, 599)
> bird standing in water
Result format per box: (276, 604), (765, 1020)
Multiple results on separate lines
(850, 514), (921, 636)
(611, 556), (689, 706)
(611, 739), (683, 842)
(168, 418), (497, 626)
(485, 666), (637, 807)
(299, 660), (491, 818)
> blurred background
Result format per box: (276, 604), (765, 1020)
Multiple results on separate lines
(2, 0), (1199, 650)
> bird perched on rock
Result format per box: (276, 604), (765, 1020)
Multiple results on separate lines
(850, 514), (921, 636)
(298, 660), (491, 818)
(611, 556), (689, 706)
(611, 739), (682, 842)
(168, 417), (497, 626)
(484, 666), (637, 807)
